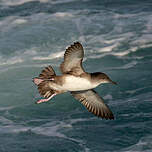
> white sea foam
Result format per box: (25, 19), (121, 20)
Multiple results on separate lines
(114, 44), (152, 57)
(0, 47), (40, 67)
(0, 16), (28, 33)
(0, 56), (23, 66)
(126, 87), (148, 95)
(118, 61), (137, 69)
(40, 0), (48, 2)
(0, 106), (15, 111)
(0, 117), (88, 137)
(21, 63), (58, 68)
(0, 47), (37, 66)
(113, 12), (145, 20)
(49, 0), (78, 4)
(0, 39), (150, 68)
(0, 0), (47, 6)
(32, 51), (64, 60)
(104, 94), (113, 100)
(98, 43), (118, 53)
(112, 51), (130, 57)
(0, 116), (13, 125)
(0, 120), (62, 137)
(12, 19), (27, 25)
(1, 0), (33, 6)
(23, 48), (38, 56)
(103, 37), (126, 44)
(89, 42), (152, 59)
(32, 118), (91, 137)
(31, 118), (91, 151)
(1, 8), (152, 66)
(120, 136), (152, 152)
(0, 16), (15, 31)
(0, 0), (77, 6)
(0, 5), (152, 70)
(68, 118), (92, 124)
(0, 117), (90, 151)
(32, 121), (67, 138)
(53, 12), (73, 18)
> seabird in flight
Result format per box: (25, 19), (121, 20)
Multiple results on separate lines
(33, 42), (117, 119)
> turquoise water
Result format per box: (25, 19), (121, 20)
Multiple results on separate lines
(0, 0), (152, 151)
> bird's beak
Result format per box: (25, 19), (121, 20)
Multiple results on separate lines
(111, 81), (117, 85)
(109, 79), (117, 85)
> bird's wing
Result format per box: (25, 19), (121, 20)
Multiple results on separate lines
(39, 65), (56, 79)
(71, 89), (114, 119)
(60, 42), (85, 76)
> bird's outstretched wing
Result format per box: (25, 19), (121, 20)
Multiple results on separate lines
(71, 89), (114, 119)
(60, 42), (85, 76)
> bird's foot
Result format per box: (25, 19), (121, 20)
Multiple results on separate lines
(36, 93), (56, 104)
(33, 78), (44, 85)
(33, 77), (54, 86)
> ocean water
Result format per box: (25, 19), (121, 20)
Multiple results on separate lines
(0, 0), (152, 151)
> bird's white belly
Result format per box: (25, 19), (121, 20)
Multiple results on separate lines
(62, 75), (95, 91)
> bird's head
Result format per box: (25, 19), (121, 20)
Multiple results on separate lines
(91, 72), (117, 85)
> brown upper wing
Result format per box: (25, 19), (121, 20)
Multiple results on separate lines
(60, 42), (85, 75)
(71, 89), (114, 119)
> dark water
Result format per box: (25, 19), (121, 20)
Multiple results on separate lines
(0, 0), (152, 151)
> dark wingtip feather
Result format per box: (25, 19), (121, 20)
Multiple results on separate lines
(39, 65), (56, 79)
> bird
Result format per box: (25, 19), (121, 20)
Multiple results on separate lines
(33, 42), (117, 119)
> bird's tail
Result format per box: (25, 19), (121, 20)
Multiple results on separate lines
(33, 65), (56, 86)
(33, 65), (56, 98)
(37, 80), (55, 98)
